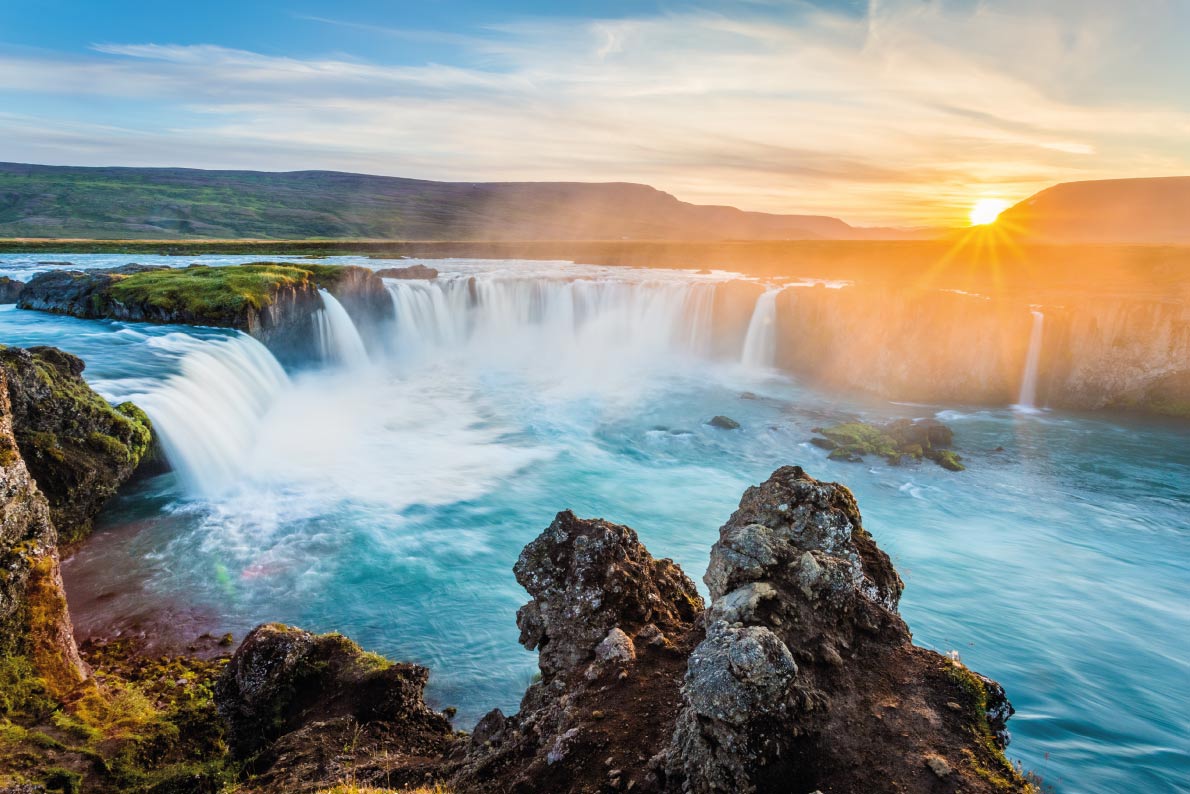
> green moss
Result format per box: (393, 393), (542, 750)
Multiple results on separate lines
(944, 661), (1032, 792)
(0, 655), (56, 720)
(104, 263), (335, 321)
(929, 449), (966, 471)
(814, 419), (965, 471)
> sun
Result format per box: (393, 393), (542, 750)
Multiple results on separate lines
(969, 198), (1010, 226)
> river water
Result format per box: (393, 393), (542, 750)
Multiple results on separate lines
(1, 255), (1186, 794)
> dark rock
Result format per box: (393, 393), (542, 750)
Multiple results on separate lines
(375, 264), (439, 279)
(664, 466), (1026, 793)
(707, 415), (741, 430)
(0, 276), (24, 304)
(0, 346), (152, 544)
(214, 624), (456, 792)
(448, 510), (705, 793)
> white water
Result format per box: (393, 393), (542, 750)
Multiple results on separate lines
(740, 288), (781, 369)
(125, 333), (290, 496)
(384, 275), (722, 380)
(1016, 309), (1045, 411)
(314, 289), (370, 368)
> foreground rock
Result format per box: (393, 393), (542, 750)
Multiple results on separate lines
(212, 473), (1030, 793)
(0, 345), (152, 544)
(664, 465), (1018, 791)
(812, 417), (965, 470)
(0, 364), (87, 698)
(17, 262), (392, 362)
(216, 624), (457, 793)
(0, 276), (23, 303)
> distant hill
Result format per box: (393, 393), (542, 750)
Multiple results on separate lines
(0, 162), (924, 241)
(998, 176), (1190, 244)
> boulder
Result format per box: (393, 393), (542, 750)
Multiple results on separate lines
(0, 276), (24, 304)
(707, 415), (741, 430)
(215, 623), (455, 791)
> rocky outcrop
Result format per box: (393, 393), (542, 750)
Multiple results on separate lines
(664, 466), (1024, 792)
(0, 365), (87, 698)
(376, 264), (439, 279)
(0, 276), (23, 303)
(215, 623), (457, 793)
(0, 346), (152, 545)
(207, 473), (1030, 793)
(17, 262), (393, 363)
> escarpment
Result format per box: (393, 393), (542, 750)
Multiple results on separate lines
(17, 262), (393, 363)
(210, 473), (1032, 793)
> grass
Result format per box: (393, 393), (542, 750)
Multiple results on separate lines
(105, 263), (318, 318)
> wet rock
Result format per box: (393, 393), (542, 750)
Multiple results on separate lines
(707, 415), (741, 430)
(376, 264), (439, 279)
(0, 276), (24, 304)
(812, 418), (964, 471)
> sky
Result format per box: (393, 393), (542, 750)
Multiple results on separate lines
(0, 0), (1188, 226)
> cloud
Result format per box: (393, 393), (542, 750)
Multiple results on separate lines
(0, 0), (1188, 225)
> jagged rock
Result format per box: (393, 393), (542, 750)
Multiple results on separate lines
(448, 510), (704, 793)
(0, 366), (87, 697)
(664, 465), (1029, 793)
(514, 510), (702, 681)
(0, 346), (152, 544)
(376, 264), (439, 279)
(0, 276), (24, 304)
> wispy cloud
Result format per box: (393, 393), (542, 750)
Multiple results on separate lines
(0, 0), (1187, 225)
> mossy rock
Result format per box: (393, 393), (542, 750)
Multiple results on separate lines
(813, 418), (964, 471)
(0, 346), (153, 544)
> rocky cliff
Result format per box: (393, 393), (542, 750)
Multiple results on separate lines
(0, 346), (152, 545)
(17, 262), (393, 363)
(213, 469), (1033, 794)
(765, 284), (1190, 416)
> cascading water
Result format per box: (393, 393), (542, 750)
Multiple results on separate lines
(314, 289), (370, 368)
(740, 287), (781, 369)
(383, 275), (722, 368)
(125, 333), (290, 496)
(1015, 309), (1045, 411)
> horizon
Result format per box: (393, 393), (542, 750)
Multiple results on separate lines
(2, 0), (1189, 226)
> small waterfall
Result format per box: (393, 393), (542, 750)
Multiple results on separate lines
(314, 289), (370, 368)
(129, 334), (290, 496)
(740, 288), (781, 368)
(1016, 309), (1045, 411)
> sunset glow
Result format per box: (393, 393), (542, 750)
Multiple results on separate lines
(969, 198), (1011, 226)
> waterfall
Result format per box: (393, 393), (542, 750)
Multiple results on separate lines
(383, 275), (722, 366)
(740, 288), (781, 369)
(128, 333), (290, 496)
(314, 289), (370, 368)
(1016, 309), (1045, 411)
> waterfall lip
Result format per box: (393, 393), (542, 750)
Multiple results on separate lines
(314, 288), (371, 369)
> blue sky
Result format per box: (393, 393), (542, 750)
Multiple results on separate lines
(1, 0), (1187, 224)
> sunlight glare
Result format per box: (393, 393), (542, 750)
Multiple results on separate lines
(969, 198), (1010, 226)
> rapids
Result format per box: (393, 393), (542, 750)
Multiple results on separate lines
(0, 255), (1187, 794)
